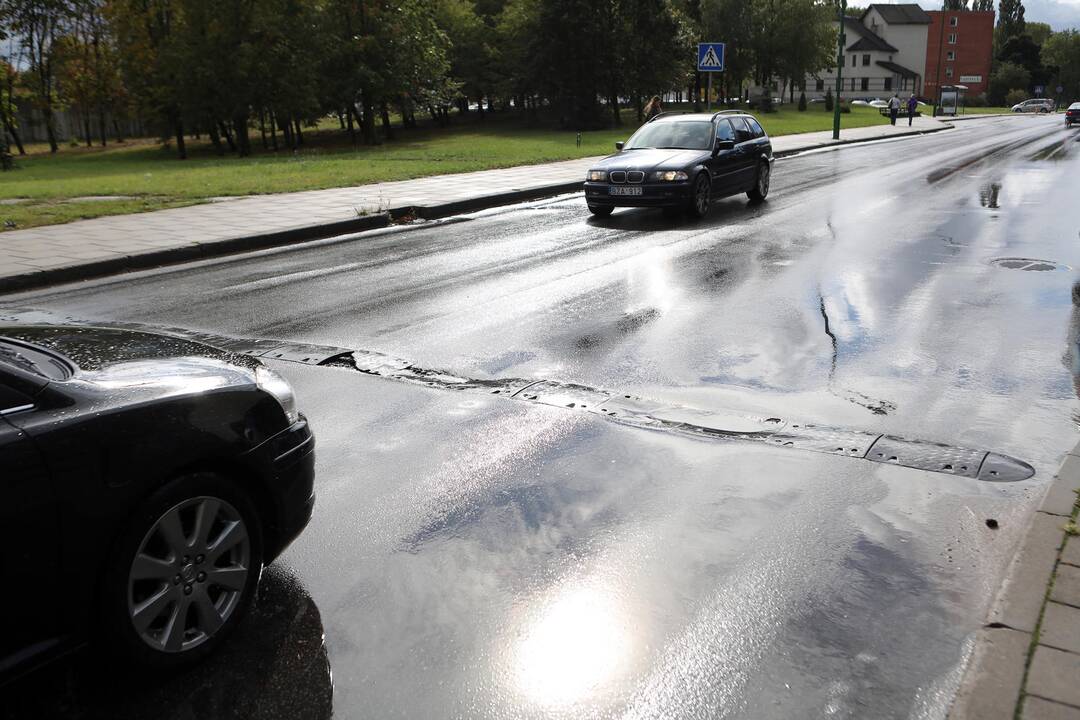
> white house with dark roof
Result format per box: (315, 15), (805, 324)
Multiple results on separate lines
(796, 3), (931, 100)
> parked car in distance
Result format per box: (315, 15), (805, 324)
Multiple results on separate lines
(868, 99), (889, 108)
(583, 111), (774, 219)
(1066, 102), (1080, 127)
(0, 324), (315, 684)
(1011, 98), (1054, 113)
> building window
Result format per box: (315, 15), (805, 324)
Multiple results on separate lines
(816, 78), (825, 91)
(949, 16), (958, 26)
(947, 51), (956, 61)
(861, 77), (869, 91)
(945, 67), (953, 78)
(851, 77), (857, 91)
(884, 77), (892, 91)
(862, 54), (870, 66)
(948, 33), (957, 44)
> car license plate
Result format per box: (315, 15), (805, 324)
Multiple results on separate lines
(609, 186), (642, 196)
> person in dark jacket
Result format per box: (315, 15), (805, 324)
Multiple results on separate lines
(907, 94), (918, 126)
(888, 94), (901, 125)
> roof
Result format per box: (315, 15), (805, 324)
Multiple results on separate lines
(876, 60), (919, 78)
(863, 4), (932, 24)
(842, 17), (898, 53)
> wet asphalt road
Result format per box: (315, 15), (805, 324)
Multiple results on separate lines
(5, 114), (1080, 719)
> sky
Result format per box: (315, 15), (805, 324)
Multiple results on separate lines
(872, 0), (1080, 30)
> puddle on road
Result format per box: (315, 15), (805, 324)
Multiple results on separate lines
(10, 316), (1034, 484)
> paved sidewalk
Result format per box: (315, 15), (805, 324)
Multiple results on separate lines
(950, 442), (1080, 720)
(0, 115), (948, 293)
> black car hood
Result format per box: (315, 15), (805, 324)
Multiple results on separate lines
(0, 325), (256, 372)
(594, 148), (709, 172)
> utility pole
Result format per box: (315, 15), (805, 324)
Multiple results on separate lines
(833, 0), (847, 140)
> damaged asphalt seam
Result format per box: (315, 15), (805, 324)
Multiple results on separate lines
(28, 318), (1038, 483)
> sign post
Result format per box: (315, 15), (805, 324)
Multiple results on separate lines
(697, 43), (725, 111)
(833, 0), (847, 140)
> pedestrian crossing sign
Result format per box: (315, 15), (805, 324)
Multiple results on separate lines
(697, 43), (725, 72)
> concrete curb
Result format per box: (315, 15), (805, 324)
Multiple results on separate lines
(949, 441), (1080, 719)
(0, 126), (949, 295)
(772, 124), (950, 158)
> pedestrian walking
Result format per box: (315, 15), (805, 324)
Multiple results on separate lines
(644, 95), (663, 121)
(906, 94), (918, 126)
(888, 93), (901, 126)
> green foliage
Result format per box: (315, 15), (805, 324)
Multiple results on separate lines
(1005, 87), (1028, 106)
(1043, 30), (1080, 103)
(997, 0), (1026, 44)
(988, 61), (1031, 105)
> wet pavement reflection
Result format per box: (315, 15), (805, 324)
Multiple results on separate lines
(2, 567), (331, 720)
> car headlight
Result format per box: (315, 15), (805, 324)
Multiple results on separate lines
(256, 365), (300, 424)
(587, 170), (607, 182)
(653, 170), (688, 182)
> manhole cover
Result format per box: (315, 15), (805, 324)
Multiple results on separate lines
(989, 257), (1070, 272)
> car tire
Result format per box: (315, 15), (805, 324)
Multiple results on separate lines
(101, 472), (264, 670)
(588, 204), (613, 217)
(688, 173), (710, 218)
(748, 161), (771, 202)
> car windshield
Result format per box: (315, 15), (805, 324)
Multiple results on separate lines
(624, 121), (714, 150)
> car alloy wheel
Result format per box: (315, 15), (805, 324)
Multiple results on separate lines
(691, 174), (710, 217)
(757, 163), (770, 197)
(127, 495), (251, 653)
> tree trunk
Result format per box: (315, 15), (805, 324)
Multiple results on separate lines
(259, 110), (268, 149)
(269, 113), (279, 151)
(361, 93), (377, 145)
(609, 92), (621, 125)
(219, 121), (236, 152)
(112, 117), (125, 143)
(282, 115), (294, 149)
(83, 112), (92, 147)
(174, 117), (187, 160)
(208, 122), (224, 155)
(337, 111), (345, 129)
(380, 101), (394, 140)
(3, 117), (25, 155)
(293, 118), (303, 146)
(44, 107), (58, 153)
(345, 105), (356, 144)
(234, 113), (250, 157)
(693, 73), (702, 112)
(98, 107), (107, 146)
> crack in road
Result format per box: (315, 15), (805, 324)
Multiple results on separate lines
(14, 316), (1031, 483)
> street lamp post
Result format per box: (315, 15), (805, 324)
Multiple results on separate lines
(833, 0), (847, 140)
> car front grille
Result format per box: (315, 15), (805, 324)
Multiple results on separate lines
(610, 170), (626, 184)
(627, 171), (645, 184)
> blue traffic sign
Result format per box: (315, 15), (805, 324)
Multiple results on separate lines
(697, 43), (725, 72)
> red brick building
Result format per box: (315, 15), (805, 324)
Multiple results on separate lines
(925, 10), (995, 100)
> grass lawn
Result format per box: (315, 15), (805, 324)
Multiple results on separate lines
(0, 105), (888, 231)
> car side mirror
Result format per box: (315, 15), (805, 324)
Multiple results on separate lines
(615, 141), (624, 151)
(714, 139), (735, 154)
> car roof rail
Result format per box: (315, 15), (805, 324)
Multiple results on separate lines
(711, 110), (743, 118)
(646, 111), (690, 123)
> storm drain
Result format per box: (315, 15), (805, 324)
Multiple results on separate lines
(989, 257), (1070, 272)
(21, 317), (1037, 483)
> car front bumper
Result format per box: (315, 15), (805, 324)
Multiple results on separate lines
(246, 415), (316, 561)
(583, 181), (693, 207)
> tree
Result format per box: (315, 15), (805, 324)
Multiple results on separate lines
(987, 60), (1030, 104)
(6, 0), (73, 153)
(997, 0), (1025, 43)
(0, 60), (26, 154)
(972, 0), (992, 10)
(943, 0), (968, 10)
(1042, 30), (1080, 102)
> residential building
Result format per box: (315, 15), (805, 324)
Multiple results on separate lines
(801, 4), (929, 101)
(925, 10), (995, 100)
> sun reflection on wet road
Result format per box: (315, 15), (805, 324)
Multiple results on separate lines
(515, 585), (633, 708)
